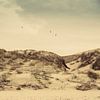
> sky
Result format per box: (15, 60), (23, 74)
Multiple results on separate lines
(0, 0), (100, 55)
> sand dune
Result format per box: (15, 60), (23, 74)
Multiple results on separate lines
(0, 48), (100, 100)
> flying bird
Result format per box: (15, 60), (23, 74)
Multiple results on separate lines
(21, 26), (23, 29)
(49, 30), (52, 33)
(55, 33), (57, 37)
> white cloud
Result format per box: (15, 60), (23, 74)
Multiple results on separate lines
(0, 0), (47, 36)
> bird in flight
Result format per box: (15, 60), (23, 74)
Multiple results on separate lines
(50, 30), (52, 33)
(21, 26), (23, 29)
(55, 33), (57, 37)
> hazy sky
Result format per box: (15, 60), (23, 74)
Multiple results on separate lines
(0, 0), (100, 55)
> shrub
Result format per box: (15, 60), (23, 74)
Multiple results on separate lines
(92, 57), (100, 70)
(76, 81), (97, 91)
(87, 71), (99, 79)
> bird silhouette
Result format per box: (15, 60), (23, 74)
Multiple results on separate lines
(21, 26), (23, 29)
(55, 33), (57, 37)
(49, 30), (52, 33)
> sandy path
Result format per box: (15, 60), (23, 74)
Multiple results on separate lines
(0, 89), (100, 100)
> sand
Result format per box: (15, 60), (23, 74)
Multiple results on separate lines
(0, 89), (100, 100)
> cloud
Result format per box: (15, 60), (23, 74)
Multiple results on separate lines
(0, 0), (13, 7)
(0, 0), (49, 36)
(15, 0), (100, 17)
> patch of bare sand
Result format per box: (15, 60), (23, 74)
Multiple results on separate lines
(0, 89), (100, 100)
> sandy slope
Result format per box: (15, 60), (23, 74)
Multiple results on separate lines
(0, 49), (100, 100)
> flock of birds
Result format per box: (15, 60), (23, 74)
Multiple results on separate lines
(49, 30), (57, 37)
(20, 25), (58, 37)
